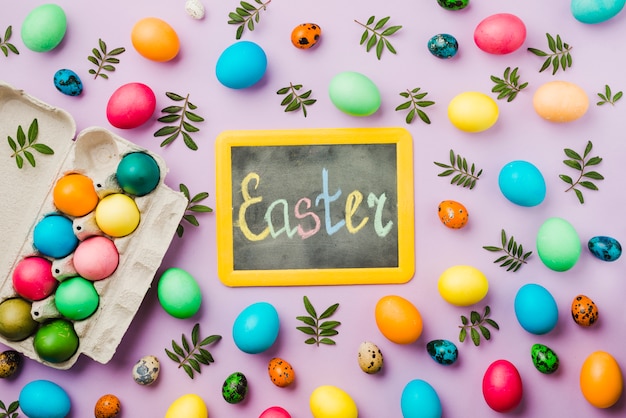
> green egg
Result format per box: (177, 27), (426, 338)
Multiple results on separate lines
(328, 71), (381, 117)
(531, 343), (559, 374)
(54, 277), (99, 320)
(21, 4), (67, 52)
(115, 152), (161, 196)
(222, 372), (248, 404)
(157, 268), (202, 319)
(33, 319), (79, 363)
(536, 217), (581, 271)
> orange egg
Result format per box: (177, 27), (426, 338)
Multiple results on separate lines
(131, 17), (180, 62)
(580, 351), (623, 408)
(94, 394), (121, 418)
(375, 295), (423, 344)
(268, 357), (295, 387)
(291, 23), (321, 49)
(52, 173), (99, 217)
(438, 200), (468, 229)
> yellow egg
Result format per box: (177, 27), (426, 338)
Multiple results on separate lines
(533, 80), (589, 122)
(438, 265), (488, 306)
(375, 295), (423, 344)
(447, 91), (499, 132)
(165, 394), (208, 418)
(580, 351), (623, 408)
(95, 193), (140, 237)
(310, 385), (358, 418)
(131, 17), (180, 62)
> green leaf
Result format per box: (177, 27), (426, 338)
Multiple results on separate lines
(303, 296), (317, 317)
(470, 328), (480, 346)
(166, 324), (220, 379)
(459, 327), (467, 342)
(296, 316), (316, 327)
(296, 326), (316, 335)
(88, 38), (125, 79)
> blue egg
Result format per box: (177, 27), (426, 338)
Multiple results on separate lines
(19, 379), (71, 418)
(53, 69), (83, 96)
(216, 41), (267, 89)
(401, 379), (442, 418)
(232, 302), (279, 354)
(426, 339), (458, 365)
(498, 160), (546, 207)
(588, 236), (622, 262)
(571, 0), (626, 24)
(514, 284), (558, 335)
(428, 33), (458, 59)
(33, 214), (78, 258)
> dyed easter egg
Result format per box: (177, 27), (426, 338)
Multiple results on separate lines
(474, 13), (526, 54)
(19, 380), (71, 418)
(165, 394), (207, 418)
(357, 341), (384, 374)
(447, 91), (498, 132)
(571, 0), (626, 23)
(157, 267), (202, 319)
(222, 372), (248, 404)
(53, 173), (99, 217)
(21, 4), (67, 52)
(310, 385), (358, 418)
(268, 357), (295, 387)
(260, 406), (291, 418)
(438, 265), (488, 306)
(437, 0), (469, 10)
(106, 83), (156, 129)
(572, 294), (599, 327)
(73, 236), (119, 281)
(533, 81), (589, 122)
(131, 17), (180, 62)
(588, 236), (622, 261)
(438, 200), (468, 229)
(12, 256), (57, 301)
(232, 302), (280, 354)
(580, 351), (623, 408)
(401, 379), (442, 418)
(116, 152), (161, 196)
(531, 343), (560, 374)
(291, 23), (321, 49)
(54, 277), (99, 320)
(537, 217), (581, 271)
(0, 298), (39, 341)
(498, 160), (546, 207)
(33, 214), (78, 259)
(94, 394), (121, 418)
(95, 193), (141, 237)
(427, 34), (458, 59)
(33, 319), (79, 363)
(216, 41), (267, 89)
(514, 284), (558, 335)
(375, 295), (423, 344)
(328, 71), (381, 116)
(54, 69), (83, 96)
(133, 355), (160, 385)
(426, 339), (458, 366)
(482, 360), (523, 412)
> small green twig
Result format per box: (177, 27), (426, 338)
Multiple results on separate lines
(597, 84), (623, 106)
(355, 16), (402, 60)
(177, 183), (213, 238)
(559, 140), (604, 204)
(7, 119), (54, 169)
(490, 67), (528, 102)
(459, 306), (499, 346)
(0, 399), (19, 418)
(527, 33), (573, 75)
(276, 83), (316, 117)
(87, 39), (125, 80)
(154, 92), (205, 150)
(483, 229), (532, 272)
(0, 26), (19, 57)
(227, 0), (272, 40)
(434, 149), (482, 190)
(164, 323), (221, 379)
(296, 296), (341, 346)
(395, 88), (434, 124)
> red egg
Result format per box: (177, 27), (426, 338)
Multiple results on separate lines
(482, 359), (523, 412)
(474, 13), (526, 54)
(106, 82), (156, 129)
(12, 256), (57, 301)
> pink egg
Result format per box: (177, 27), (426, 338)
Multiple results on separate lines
(482, 359), (523, 412)
(474, 13), (526, 54)
(259, 406), (291, 418)
(73, 236), (119, 281)
(12, 256), (58, 301)
(106, 82), (156, 129)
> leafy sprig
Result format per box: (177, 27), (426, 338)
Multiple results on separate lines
(227, 0), (272, 40)
(560, 140), (604, 204)
(276, 83), (316, 117)
(154, 92), (205, 150)
(395, 88), (434, 124)
(490, 67), (528, 102)
(459, 306), (499, 346)
(597, 84), (623, 106)
(483, 229), (532, 272)
(296, 296), (341, 346)
(177, 183), (213, 238)
(87, 39), (125, 79)
(355, 16), (402, 60)
(0, 400), (19, 418)
(434, 149), (482, 190)
(527, 33), (572, 75)
(7, 119), (54, 169)
(0, 26), (19, 57)
(165, 323), (221, 379)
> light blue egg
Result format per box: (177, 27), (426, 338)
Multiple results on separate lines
(33, 214), (78, 259)
(401, 379), (442, 418)
(53, 69), (83, 96)
(498, 160), (546, 207)
(215, 41), (267, 89)
(232, 302), (279, 354)
(514, 284), (558, 335)
(588, 236), (622, 262)
(571, 0), (626, 24)
(19, 380), (71, 418)
(427, 33), (458, 59)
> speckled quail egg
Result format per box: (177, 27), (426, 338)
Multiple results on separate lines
(357, 341), (383, 374)
(132, 355), (160, 385)
(0, 350), (22, 378)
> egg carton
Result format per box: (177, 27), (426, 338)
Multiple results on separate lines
(0, 81), (188, 369)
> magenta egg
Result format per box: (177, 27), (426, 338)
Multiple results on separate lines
(474, 13), (526, 54)
(259, 406), (291, 418)
(72, 236), (119, 281)
(482, 359), (523, 412)
(106, 82), (156, 129)
(12, 256), (58, 301)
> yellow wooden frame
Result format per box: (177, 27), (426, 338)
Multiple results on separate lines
(215, 127), (414, 286)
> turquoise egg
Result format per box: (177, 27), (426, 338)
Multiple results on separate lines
(328, 71), (381, 116)
(437, 0), (470, 10)
(232, 302), (279, 354)
(426, 339), (458, 365)
(498, 160), (546, 207)
(33, 214), (78, 259)
(222, 372), (248, 404)
(54, 277), (99, 320)
(53, 69), (83, 96)
(428, 34), (459, 59)
(157, 267), (202, 319)
(514, 284), (558, 335)
(116, 152), (161, 196)
(531, 343), (559, 374)
(21, 4), (67, 52)
(537, 217), (581, 271)
(19, 380), (71, 418)
(588, 236), (622, 262)
(571, 0), (626, 23)
(401, 379), (442, 418)
(216, 41), (267, 89)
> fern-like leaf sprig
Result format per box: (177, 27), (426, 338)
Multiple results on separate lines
(165, 323), (221, 379)
(597, 84), (623, 106)
(434, 149), (482, 190)
(0, 26), (19, 57)
(559, 140), (604, 204)
(296, 296), (341, 346)
(459, 305), (499, 346)
(395, 88), (434, 124)
(154, 92), (205, 150)
(87, 39), (125, 79)
(483, 229), (532, 272)
(527, 33), (572, 75)
(355, 16), (402, 60)
(228, 0), (271, 40)
(7, 119), (54, 169)
(276, 83), (316, 117)
(490, 67), (528, 102)
(177, 183), (213, 238)
(0, 399), (19, 418)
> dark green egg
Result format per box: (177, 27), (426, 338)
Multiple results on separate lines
(222, 372), (248, 404)
(531, 343), (559, 374)
(437, 0), (470, 10)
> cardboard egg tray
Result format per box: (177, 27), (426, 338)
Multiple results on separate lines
(0, 81), (188, 369)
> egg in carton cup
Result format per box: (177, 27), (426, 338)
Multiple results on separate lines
(0, 81), (188, 369)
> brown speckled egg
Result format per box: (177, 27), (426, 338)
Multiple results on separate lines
(571, 294), (598, 327)
(0, 350), (21, 378)
(267, 357), (295, 387)
(357, 341), (384, 374)
(94, 394), (121, 418)
(438, 200), (469, 229)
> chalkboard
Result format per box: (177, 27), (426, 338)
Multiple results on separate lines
(215, 128), (414, 286)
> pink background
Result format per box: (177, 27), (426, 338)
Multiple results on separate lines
(3, 0), (626, 417)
